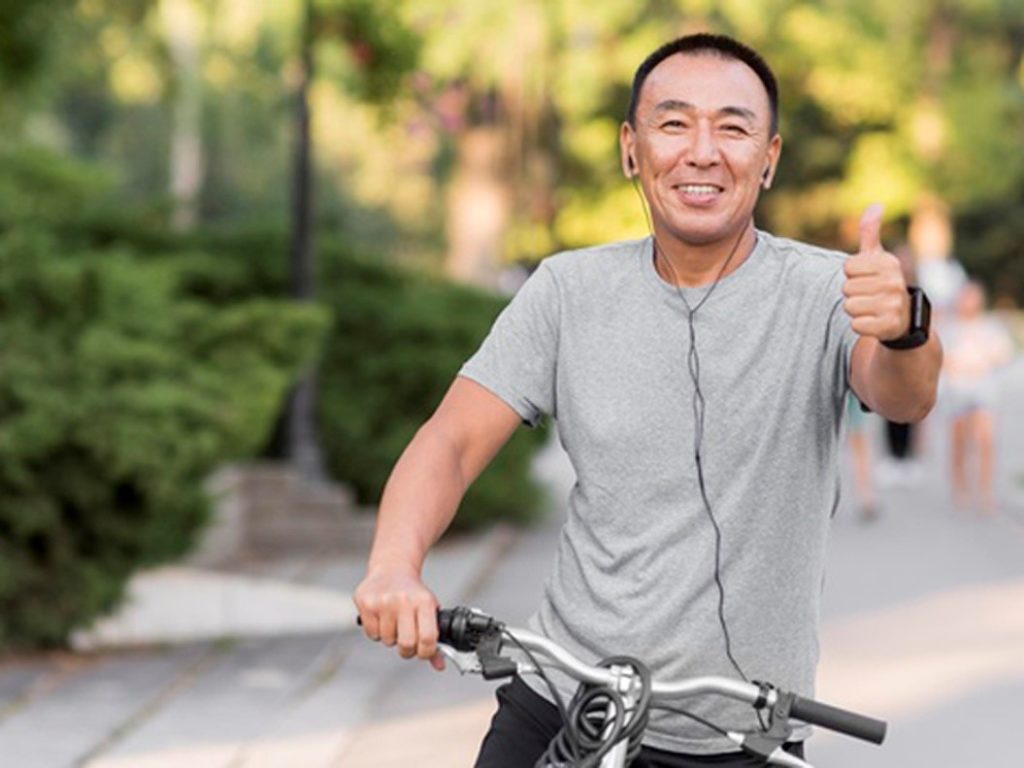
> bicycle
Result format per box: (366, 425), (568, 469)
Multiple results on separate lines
(360, 605), (886, 767)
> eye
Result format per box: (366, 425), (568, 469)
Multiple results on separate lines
(721, 124), (749, 135)
(660, 119), (687, 130)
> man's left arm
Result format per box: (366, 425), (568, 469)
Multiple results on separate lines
(844, 205), (943, 423)
(850, 335), (942, 422)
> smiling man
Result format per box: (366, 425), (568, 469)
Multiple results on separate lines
(355, 34), (942, 767)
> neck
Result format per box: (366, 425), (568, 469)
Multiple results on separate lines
(653, 222), (758, 288)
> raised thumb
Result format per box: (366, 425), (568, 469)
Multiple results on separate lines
(858, 203), (885, 254)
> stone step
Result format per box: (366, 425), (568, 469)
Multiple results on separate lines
(193, 463), (371, 565)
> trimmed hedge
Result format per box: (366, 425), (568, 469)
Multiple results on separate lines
(317, 245), (549, 531)
(0, 142), (548, 649)
(81, 222), (553, 532)
(0, 226), (328, 649)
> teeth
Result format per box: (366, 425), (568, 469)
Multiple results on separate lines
(678, 185), (720, 195)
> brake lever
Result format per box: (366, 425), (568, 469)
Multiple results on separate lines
(765, 748), (812, 768)
(439, 644), (483, 675)
(439, 637), (527, 680)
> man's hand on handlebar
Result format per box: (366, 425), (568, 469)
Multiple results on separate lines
(353, 567), (446, 671)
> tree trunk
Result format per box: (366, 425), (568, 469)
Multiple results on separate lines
(287, 0), (324, 482)
(160, 0), (204, 231)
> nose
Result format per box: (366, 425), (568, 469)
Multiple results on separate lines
(687, 120), (720, 168)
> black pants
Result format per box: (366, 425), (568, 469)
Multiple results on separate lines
(885, 421), (914, 460)
(475, 676), (805, 767)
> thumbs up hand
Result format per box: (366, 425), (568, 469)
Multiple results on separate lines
(842, 204), (910, 341)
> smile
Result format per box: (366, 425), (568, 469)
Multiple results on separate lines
(674, 184), (724, 195)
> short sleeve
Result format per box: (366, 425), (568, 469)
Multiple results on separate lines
(459, 262), (560, 427)
(823, 267), (860, 404)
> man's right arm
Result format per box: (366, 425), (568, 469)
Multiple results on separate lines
(352, 376), (523, 668)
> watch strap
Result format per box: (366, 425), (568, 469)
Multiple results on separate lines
(881, 287), (930, 351)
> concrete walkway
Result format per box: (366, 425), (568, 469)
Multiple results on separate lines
(1, 358), (1023, 767)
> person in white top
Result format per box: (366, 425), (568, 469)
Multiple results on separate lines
(943, 281), (1015, 513)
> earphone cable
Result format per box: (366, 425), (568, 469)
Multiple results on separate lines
(630, 178), (767, 731)
(653, 227), (750, 680)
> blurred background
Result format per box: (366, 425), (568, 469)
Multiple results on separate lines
(0, 0), (1022, 766)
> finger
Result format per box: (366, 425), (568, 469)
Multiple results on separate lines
(841, 273), (885, 296)
(396, 607), (417, 659)
(354, 598), (381, 641)
(430, 652), (446, 672)
(850, 315), (885, 337)
(361, 614), (381, 641)
(416, 601), (439, 661)
(858, 203), (885, 255)
(843, 297), (880, 318)
(843, 254), (881, 279)
(378, 608), (398, 647)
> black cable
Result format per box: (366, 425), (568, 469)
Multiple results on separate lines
(500, 629), (578, 764)
(648, 703), (732, 738)
(657, 234), (756, 691)
(630, 178), (768, 733)
(512, 644), (653, 768)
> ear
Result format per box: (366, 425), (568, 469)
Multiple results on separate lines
(761, 133), (783, 189)
(620, 121), (637, 179)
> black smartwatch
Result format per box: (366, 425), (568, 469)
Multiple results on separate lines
(881, 286), (931, 350)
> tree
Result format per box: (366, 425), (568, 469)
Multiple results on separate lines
(285, 0), (419, 478)
(159, 0), (205, 231)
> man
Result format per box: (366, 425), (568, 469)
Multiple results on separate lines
(354, 34), (941, 766)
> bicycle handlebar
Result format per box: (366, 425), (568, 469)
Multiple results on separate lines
(435, 607), (887, 745)
(360, 607), (887, 747)
(788, 695), (886, 745)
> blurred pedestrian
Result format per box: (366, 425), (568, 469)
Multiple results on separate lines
(846, 394), (878, 521)
(943, 281), (1015, 513)
(917, 253), (967, 326)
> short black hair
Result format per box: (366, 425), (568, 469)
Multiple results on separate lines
(626, 34), (779, 135)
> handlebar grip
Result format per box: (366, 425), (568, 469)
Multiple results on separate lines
(790, 695), (887, 745)
(437, 606), (502, 651)
(436, 608), (456, 645)
(355, 608), (464, 643)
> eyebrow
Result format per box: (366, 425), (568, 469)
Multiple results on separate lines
(652, 99), (758, 122)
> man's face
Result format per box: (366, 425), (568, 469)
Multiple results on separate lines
(621, 52), (781, 248)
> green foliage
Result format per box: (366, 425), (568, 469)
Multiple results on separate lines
(317, 243), (548, 531)
(0, 1), (75, 91)
(0, 229), (328, 649)
(0, 141), (115, 231)
(61, 212), (551, 532)
(317, 0), (421, 104)
(956, 190), (1024, 305)
(0, 145), (330, 649)
(4, 0), (1023, 293)
(81, 214), (550, 530)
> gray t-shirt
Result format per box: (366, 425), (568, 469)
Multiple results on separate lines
(459, 232), (858, 754)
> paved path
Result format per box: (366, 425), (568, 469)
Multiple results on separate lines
(1, 359), (1022, 767)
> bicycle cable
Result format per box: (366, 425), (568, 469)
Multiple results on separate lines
(500, 629), (579, 764)
(538, 655), (652, 768)
(647, 704), (731, 738)
(500, 623), (771, 766)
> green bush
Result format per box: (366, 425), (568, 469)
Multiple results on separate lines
(0, 229), (329, 649)
(317, 243), (549, 531)
(0, 144), (549, 643)
(76, 220), (553, 532)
